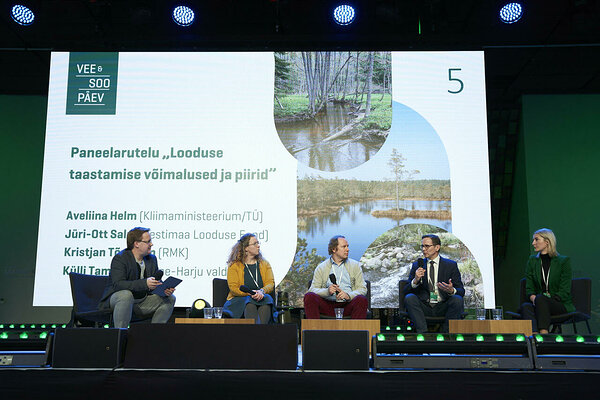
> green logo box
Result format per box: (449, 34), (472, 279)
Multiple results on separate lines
(66, 52), (119, 115)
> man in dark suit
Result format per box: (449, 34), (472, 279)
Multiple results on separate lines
(403, 234), (464, 333)
(99, 227), (176, 328)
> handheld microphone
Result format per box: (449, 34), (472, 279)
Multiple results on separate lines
(329, 273), (337, 285)
(153, 270), (164, 281)
(329, 273), (340, 295)
(416, 258), (425, 284)
(239, 285), (256, 295)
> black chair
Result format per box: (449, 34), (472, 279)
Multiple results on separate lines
(306, 279), (372, 319)
(398, 280), (466, 330)
(506, 277), (592, 334)
(68, 272), (112, 327)
(212, 278), (229, 308)
(68, 272), (155, 327)
(505, 278), (528, 321)
(212, 277), (278, 322)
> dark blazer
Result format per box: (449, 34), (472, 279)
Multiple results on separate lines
(404, 256), (465, 302)
(99, 248), (159, 309)
(525, 254), (574, 313)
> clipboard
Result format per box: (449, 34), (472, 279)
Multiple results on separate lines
(151, 276), (182, 297)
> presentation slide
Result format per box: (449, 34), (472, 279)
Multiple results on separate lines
(34, 51), (494, 308)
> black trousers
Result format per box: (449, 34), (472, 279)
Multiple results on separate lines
(521, 294), (567, 332)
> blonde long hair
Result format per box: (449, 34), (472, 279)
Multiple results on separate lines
(534, 228), (558, 257)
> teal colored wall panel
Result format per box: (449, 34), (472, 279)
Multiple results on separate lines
(502, 94), (600, 333)
(495, 119), (531, 315)
(0, 95), (71, 323)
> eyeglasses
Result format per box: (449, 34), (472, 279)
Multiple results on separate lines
(421, 244), (435, 249)
(139, 240), (152, 244)
(248, 241), (260, 247)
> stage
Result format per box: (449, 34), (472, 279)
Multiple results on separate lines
(2, 324), (599, 398)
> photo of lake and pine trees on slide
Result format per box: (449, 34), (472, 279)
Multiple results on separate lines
(273, 51), (483, 309)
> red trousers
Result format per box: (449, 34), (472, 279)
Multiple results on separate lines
(304, 292), (368, 319)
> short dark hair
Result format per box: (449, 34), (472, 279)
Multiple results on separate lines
(328, 235), (346, 255)
(422, 234), (441, 246)
(127, 227), (150, 250)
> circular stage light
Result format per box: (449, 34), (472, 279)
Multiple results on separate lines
(333, 5), (356, 26)
(11, 4), (35, 26)
(499, 2), (523, 24)
(172, 5), (195, 27)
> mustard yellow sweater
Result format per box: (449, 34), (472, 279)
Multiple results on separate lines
(226, 260), (275, 301)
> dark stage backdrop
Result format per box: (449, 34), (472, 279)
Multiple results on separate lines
(496, 94), (600, 334)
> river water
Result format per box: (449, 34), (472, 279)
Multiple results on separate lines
(300, 199), (452, 259)
(276, 103), (385, 172)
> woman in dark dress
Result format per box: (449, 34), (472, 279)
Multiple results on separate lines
(522, 228), (574, 334)
(222, 233), (275, 323)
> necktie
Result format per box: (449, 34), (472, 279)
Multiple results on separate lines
(429, 261), (435, 292)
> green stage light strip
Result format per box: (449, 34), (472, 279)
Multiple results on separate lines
(532, 334), (600, 344)
(375, 333), (532, 343)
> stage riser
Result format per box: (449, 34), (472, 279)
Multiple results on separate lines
(302, 330), (369, 370)
(124, 324), (298, 369)
(6, 327), (600, 371)
(52, 328), (127, 368)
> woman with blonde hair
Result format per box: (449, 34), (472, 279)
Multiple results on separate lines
(222, 233), (275, 323)
(521, 228), (574, 334)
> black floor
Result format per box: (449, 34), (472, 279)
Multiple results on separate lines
(1, 368), (599, 399)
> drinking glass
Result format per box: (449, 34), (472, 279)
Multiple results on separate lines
(213, 307), (223, 319)
(476, 308), (486, 320)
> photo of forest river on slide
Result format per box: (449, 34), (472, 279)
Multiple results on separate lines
(274, 51), (392, 172)
(276, 102), (386, 171)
